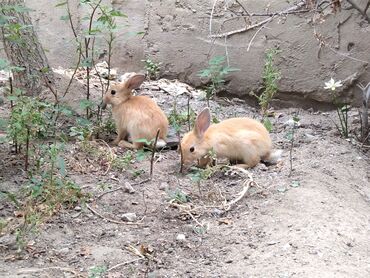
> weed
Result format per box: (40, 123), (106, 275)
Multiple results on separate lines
(198, 56), (239, 106)
(7, 94), (52, 170)
(111, 150), (135, 170)
(258, 48), (281, 117)
(57, 0), (127, 119)
(169, 107), (196, 132)
(142, 58), (161, 80)
(285, 114), (300, 176)
(167, 188), (191, 204)
(324, 78), (349, 138)
(89, 265), (108, 278)
(188, 164), (219, 183)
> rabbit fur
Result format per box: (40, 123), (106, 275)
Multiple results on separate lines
(180, 107), (281, 168)
(102, 74), (168, 149)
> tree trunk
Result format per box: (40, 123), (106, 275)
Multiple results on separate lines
(0, 0), (54, 96)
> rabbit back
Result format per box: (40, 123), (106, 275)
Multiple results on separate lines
(205, 118), (272, 164)
(113, 95), (168, 143)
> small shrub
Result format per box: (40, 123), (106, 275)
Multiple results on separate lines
(198, 56), (239, 106)
(142, 58), (161, 80)
(258, 48), (281, 116)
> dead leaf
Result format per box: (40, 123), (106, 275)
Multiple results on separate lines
(79, 246), (91, 257)
(218, 218), (233, 225)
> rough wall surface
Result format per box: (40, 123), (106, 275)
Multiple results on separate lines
(20, 1), (370, 107)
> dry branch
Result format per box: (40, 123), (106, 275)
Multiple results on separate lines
(107, 258), (143, 272)
(86, 203), (142, 225)
(209, 1), (307, 38)
(346, 0), (370, 22)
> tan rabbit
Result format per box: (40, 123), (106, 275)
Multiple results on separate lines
(180, 107), (281, 168)
(102, 74), (169, 149)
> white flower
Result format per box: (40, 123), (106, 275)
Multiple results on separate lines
(324, 78), (343, 91)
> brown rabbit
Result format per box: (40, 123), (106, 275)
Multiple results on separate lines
(102, 74), (168, 149)
(180, 107), (281, 168)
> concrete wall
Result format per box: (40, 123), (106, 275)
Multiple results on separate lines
(21, 0), (370, 107)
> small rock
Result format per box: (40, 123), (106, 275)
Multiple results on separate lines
(159, 182), (169, 191)
(304, 133), (316, 142)
(211, 208), (224, 216)
(283, 119), (301, 128)
(124, 182), (135, 194)
(121, 212), (137, 222)
(147, 271), (158, 278)
(74, 206), (82, 212)
(225, 259), (233, 263)
(176, 233), (186, 241)
(58, 247), (70, 255)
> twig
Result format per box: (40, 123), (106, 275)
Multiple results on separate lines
(209, 0), (218, 35)
(15, 267), (78, 276)
(235, 0), (250, 16)
(86, 203), (142, 225)
(150, 129), (161, 178)
(96, 178), (151, 200)
(210, 1), (306, 38)
(170, 201), (205, 228)
(346, 0), (370, 22)
(187, 92), (191, 131)
(107, 258), (143, 272)
(224, 179), (254, 211)
(247, 24), (266, 52)
(210, 16), (274, 38)
(177, 131), (184, 173)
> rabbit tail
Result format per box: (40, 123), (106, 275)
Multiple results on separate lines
(263, 149), (283, 164)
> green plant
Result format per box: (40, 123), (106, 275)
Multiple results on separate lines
(166, 188), (190, 204)
(142, 58), (161, 80)
(324, 78), (349, 138)
(285, 114), (300, 176)
(258, 48), (281, 117)
(111, 150), (135, 170)
(169, 106), (196, 132)
(69, 118), (94, 142)
(57, 0), (127, 119)
(7, 94), (51, 170)
(89, 265), (108, 278)
(198, 56), (239, 106)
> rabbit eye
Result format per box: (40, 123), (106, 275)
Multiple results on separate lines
(190, 147), (195, 153)
(111, 90), (116, 95)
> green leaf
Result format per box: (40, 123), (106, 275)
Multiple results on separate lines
(7, 95), (18, 102)
(135, 138), (152, 145)
(263, 118), (273, 132)
(57, 156), (66, 177)
(55, 1), (68, 7)
(290, 181), (300, 188)
(79, 99), (95, 110)
(60, 15), (70, 21)
(136, 149), (147, 161)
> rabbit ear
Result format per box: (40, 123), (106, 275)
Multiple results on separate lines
(125, 74), (146, 90)
(194, 107), (211, 138)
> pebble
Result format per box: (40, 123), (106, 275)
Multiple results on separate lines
(176, 233), (186, 241)
(58, 247), (70, 255)
(121, 212), (137, 222)
(159, 182), (169, 191)
(74, 206), (82, 212)
(124, 182), (135, 194)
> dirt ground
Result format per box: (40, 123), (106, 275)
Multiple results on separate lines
(0, 75), (370, 278)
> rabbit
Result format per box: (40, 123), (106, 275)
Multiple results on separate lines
(101, 73), (169, 149)
(180, 107), (282, 168)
